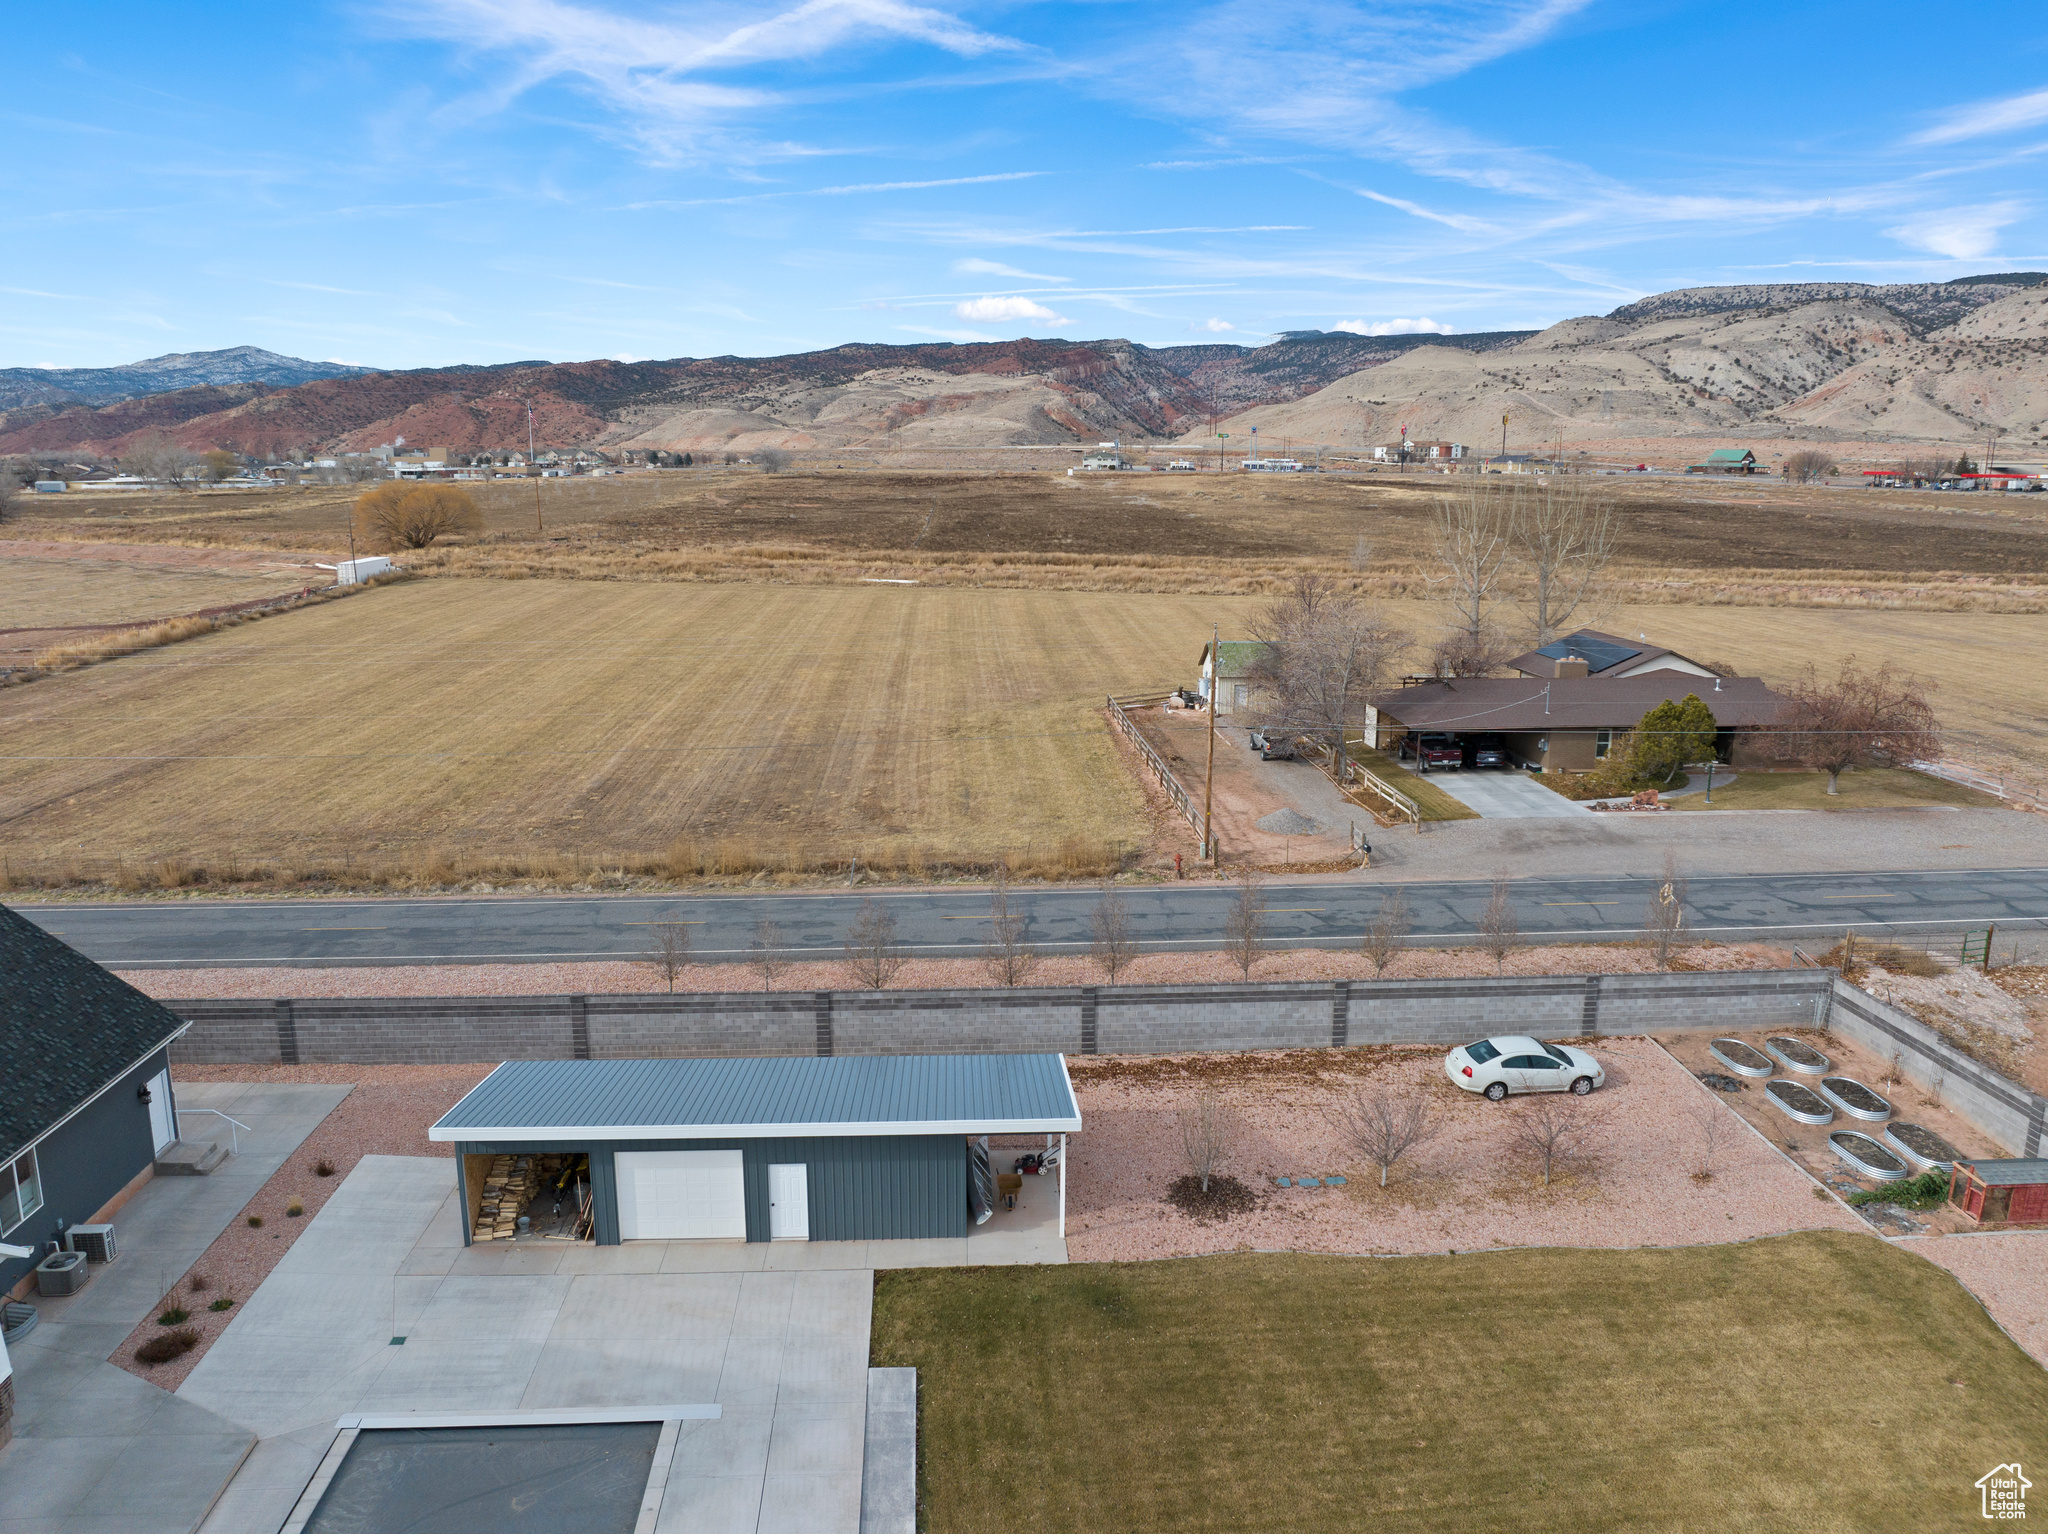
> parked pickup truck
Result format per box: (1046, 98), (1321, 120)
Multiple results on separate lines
(1400, 732), (1464, 771)
(1248, 730), (1300, 761)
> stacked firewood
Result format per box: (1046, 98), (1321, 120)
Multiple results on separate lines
(472, 1154), (539, 1242)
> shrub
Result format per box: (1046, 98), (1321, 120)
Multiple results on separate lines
(135, 1328), (199, 1365)
(351, 482), (483, 551)
(209, 1296), (235, 1312)
(285, 1198), (304, 1218)
(187, 1271), (212, 1293)
(247, 1215), (263, 1228)
(157, 1306), (190, 1326)
(314, 1158), (336, 1177)
(1846, 1169), (1952, 1210)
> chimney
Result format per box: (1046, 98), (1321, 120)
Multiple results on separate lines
(1553, 655), (1590, 679)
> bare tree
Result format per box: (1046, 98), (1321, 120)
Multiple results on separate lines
(754, 447), (791, 472)
(1513, 478), (1619, 647)
(1427, 624), (1516, 678)
(125, 433), (201, 490)
(1507, 1098), (1603, 1187)
(1428, 481), (1516, 646)
(1772, 655), (1940, 795)
(1178, 1087), (1241, 1194)
(1783, 449), (1838, 484)
(643, 921), (693, 993)
(842, 898), (908, 990)
(1360, 889), (1410, 978)
(352, 483), (485, 551)
(1330, 1087), (1438, 1187)
(1644, 849), (1687, 970)
(1247, 574), (1407, 761)
(0, 471), (17, 524)
(1224, 866), (1267, 979)
(1089, 881), (1139, 984)
(1476, 868), (1521, 974)
(980, 862), (1039, 987)
(750, 914), (787, 992)
(1688, 1097), (1725, 1182)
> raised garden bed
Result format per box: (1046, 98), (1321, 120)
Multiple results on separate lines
(1829, 1131), (1910, 1182)
(1708, 1039), (1775, 1078)
(1884, 1122), (1964, 1173)
(1765, 1080), (1835, 1125)
(1817, 1076), (1892, 1122)
(1764, 1036), (1829, 1075)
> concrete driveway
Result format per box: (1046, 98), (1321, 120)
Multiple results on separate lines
(186, 1156), (885, 1534)
(1424, 769), (1593, 819)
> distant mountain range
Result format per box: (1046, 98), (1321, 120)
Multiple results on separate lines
(3, 273), (2042, 459)
(0, 347), (375, 414)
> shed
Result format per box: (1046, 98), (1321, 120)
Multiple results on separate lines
(1948, 1159), (2048, 1225)
(428, 1054), (1081, 1247)
(1199, 638), (1274, 716)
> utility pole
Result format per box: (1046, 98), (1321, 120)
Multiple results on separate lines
(1216, 431), (1228, 473)
(528, 402), (544, 534)
(1501, 410), (1509, 462)
(1204, 622), (1218, 863)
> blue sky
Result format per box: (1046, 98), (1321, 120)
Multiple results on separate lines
(6, 0), (2045, 369)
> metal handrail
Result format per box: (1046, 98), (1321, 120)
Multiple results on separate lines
(176, 1108), (251, 1157)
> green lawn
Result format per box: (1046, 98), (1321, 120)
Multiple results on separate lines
(1669, 768), (2004, 812)
(871, 1234), (2048, 1533)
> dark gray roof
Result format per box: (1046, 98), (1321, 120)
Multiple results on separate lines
(1959, 1159), (2048, 1186)
(0, 904), (189, 1162)
(1375, 673), (1784, 732)
(1535, 633), (1641, 673)
(429, 1054), (1081, 1142)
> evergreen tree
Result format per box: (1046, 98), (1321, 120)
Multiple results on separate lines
(1633, 693), (1717, 784)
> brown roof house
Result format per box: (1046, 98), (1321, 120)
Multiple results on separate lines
(1505, 628), (1720, 682)
(1368, 644), (1786, 775)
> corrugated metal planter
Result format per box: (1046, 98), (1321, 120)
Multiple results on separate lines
(1830, 1131), (1909, 1182)
(1708, 1038), (1775, 1078)
(1817, 1076), (1892, 1122)
(1885, 1122), (1963, 1173)
(1765, 1079), (1835, 1125)
(1764, 1036), (1829, 1075)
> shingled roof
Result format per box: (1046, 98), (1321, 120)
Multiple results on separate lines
(0, 904), (188, 1163)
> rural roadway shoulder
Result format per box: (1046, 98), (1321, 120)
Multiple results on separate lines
(13, 861), (2048, 969)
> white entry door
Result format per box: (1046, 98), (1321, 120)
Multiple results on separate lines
(768, 1164), (810, 1241)
(146, 1069), (175, 1152)
(615, 1150), (746, 1240)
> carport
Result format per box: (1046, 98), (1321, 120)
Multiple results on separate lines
(429, 1053), (1081, 1247)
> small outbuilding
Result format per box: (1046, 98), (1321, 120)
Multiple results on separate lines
(429, 1054), (1082, 1246)
(1948, 1158), (2048, 1225)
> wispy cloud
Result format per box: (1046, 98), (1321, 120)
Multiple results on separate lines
(260, 278), (381, 297)
(627, 170), (1045, 208)
(1884, 200), (2026, 261)
(394, 0), (1030, 160)
(1910, 87), (2048, 146)
(953, 295), (1069, 324)
(1195, 317), (1236, 331)
(954, 256), (1067, 282)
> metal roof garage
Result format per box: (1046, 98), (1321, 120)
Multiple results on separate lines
(429, 1054), (1081, 1247)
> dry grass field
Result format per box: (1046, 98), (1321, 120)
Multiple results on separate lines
(0, 578), (1222, 880)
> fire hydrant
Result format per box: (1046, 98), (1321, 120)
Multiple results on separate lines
(1174, 853), (1183, 879)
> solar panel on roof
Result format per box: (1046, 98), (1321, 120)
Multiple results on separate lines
(1534, 634), (1641, 673)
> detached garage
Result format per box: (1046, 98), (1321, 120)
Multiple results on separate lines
(429, 1053), (1081, 1246)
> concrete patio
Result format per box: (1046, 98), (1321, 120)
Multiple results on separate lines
(0, 1082), (349, 1534)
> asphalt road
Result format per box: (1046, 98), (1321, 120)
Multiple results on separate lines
(14, 867), (2048, 969)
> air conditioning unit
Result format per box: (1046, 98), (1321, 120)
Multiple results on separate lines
(35, 1250), (90, 1297)
(67, 1224), (117, 1263)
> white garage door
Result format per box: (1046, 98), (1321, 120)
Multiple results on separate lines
(615, 1150), (746, 1240)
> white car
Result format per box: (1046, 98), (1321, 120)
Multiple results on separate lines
(1445, 1036), (1605, 1101)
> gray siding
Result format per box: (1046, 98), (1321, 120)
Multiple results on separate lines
(454, 1133), (965, 1246)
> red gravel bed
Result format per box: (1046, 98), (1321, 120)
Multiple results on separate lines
(1062, 1037), (1866, 1262)
(124, 942), (1786, 1000)
(114, 1064), (491, 1391)
(1907, 1232), (2048, 1367)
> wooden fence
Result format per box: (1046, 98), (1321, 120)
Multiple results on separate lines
(1107, 694), (1205, 842)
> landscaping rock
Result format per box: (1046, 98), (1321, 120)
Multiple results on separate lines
(1697, 1072), (1745, 1093)
(1255, 808), (1322, 835)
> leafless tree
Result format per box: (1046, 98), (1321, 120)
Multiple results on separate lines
(1428, 481), (1516, 646)
(750, 914), (787, 992)
(1688, 1098), (1724, 1182)
(0, 472), (17, 524)
(1476, 868), (1521, 974)
(1507, 1097), (1604, 1187)
(1644, 849), (1687, 970)
(1089, 881), (1139, 983)
(1247, 573), (1407, 762)
(1513, 477), (1619, 647)
(1360, 889), (1410, 978)
(842, 898), (908, 990)
(1330, 1087), (1438, 1187)
(1427, 624), (1516, 678)
(980, 862), (1039, 987)
(1179, 1087), (1241, 1194)
(352, 483), (484, 551)
(1783, 449), (1838, 484)
(1772, 655), (1940, 794)
(125, 433), (201, 490)
(1224, 866), (1267, 979)
(643, 921), (693, 993)
(754, 447), (791, 472)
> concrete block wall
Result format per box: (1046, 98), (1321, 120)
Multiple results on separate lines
(828, 990), (1081, 1057)
(588, 996), (818, 1059)
(1824, 980), (2045, 1157)
(1095, 984), (1335, 1054)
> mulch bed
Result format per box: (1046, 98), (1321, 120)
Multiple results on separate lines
(1165, 1174), (1265, 1224)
